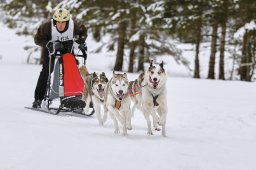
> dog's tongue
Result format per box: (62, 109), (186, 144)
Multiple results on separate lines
(98, 89), (104, 98)
(99, 91), (104, 98)
(117, 93), (123, 100)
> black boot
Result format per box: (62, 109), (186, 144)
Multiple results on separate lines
(32, 99), (42, 108)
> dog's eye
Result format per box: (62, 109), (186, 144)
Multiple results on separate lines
(115, 84), (118, 86)
(151, 71), (154, 74)
(158, 71), (162, 74)
(122, 84), (126, 86)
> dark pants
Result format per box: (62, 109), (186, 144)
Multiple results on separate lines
(34, 47), (55, 100)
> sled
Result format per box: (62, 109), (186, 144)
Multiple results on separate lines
(37, 40), (94, 116)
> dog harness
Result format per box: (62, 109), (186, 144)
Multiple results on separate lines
(152, 95), (159, 107)
(144, 83), (165, 108)
(128, 80), (146, 97)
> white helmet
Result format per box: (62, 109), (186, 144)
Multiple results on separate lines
(53, 8), (70, 22)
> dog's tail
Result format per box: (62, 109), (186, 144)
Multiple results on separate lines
(79, 65), (89, 80)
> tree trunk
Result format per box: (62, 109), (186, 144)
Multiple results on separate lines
(113, 21), (127, 71)
(137, 34), (145, 72)
(240, 31), (250, 81)
(207, 20), (218, 79)
(193, 17), (202, 79)
(128, 42), (136, 72)
(218, 21), (227, 80)
(246, 40), (253, 81)
(128, 10), (137, 73)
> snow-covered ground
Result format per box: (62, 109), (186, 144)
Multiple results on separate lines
(0, 23), (256, 170)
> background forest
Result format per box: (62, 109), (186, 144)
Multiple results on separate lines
(1, 0), (256, 81)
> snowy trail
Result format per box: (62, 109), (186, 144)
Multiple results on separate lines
(0, 23), (256, 170)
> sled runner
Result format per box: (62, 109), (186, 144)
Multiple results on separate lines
(31, 40), (94, 116)
(24, 106), (93, 118)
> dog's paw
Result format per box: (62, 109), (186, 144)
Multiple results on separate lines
(162, 128), (167, 137)
(83, 108), (89, 114)
(155, 127), (161, 131)
(147, 131), (153, 135)
(127, 125), (132, 130)
(98, 121), (103, 126)
(162, 132), (167, 137)
(114, 129), (120, 134)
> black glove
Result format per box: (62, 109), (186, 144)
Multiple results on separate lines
(53, 41), (64, 51)
(46, 41), (64, 54)
(78, 43), (87, 60)
(75, 36), (86, 44)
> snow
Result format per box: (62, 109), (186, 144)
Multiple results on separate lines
(0, 22), (256, 170)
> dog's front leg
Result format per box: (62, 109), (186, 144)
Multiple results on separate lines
(94, 102), (103, 126)
(151, 111), (161, 131)
(157, 106), (167, 137)
(108, 110), (119, 134)
(122, 112), (127, 135)
(142, 106), (153, 135)
(131, 101), (137, 117)
(107, 106), (123, 134)
(108, 106), (124, 125)
(126, 108), (132, 130)
(160, 113), (167, 137)
(102, 105), (108, 125)
(83, 95), (91, 114)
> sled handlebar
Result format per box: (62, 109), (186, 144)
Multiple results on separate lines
(53, 53), (85, 58)
(46, 40), (87, 59)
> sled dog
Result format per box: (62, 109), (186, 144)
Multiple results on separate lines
(104, 71), (132, 135)
(128, 73), (144, 116)
(79, 65), (91, 112)
(141, 61), (168, 136)
(79, 65), (108, 124)
(90, 72), (108, 125)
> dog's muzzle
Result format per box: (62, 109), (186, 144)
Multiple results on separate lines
(149, 76), (160, 89)
(97, 86), (105, 98)
(116, 90), (124, 100)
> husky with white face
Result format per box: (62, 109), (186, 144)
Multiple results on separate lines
(104, 72), (132, 135)
(90, 72), (108, 126)
(141, 61), (168, 137)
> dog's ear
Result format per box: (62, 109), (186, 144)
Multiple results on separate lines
(93, 72), (97, 77)
(123, 73), (127, 79)
(139, 72), (144, 80)
(160, 61), (164, 68)
(113, 71), (118, 78)
(150, 60), (153, 67)
(100, 72), (108, 82)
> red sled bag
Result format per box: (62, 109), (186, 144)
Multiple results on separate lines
(62, 53), (84, 97)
